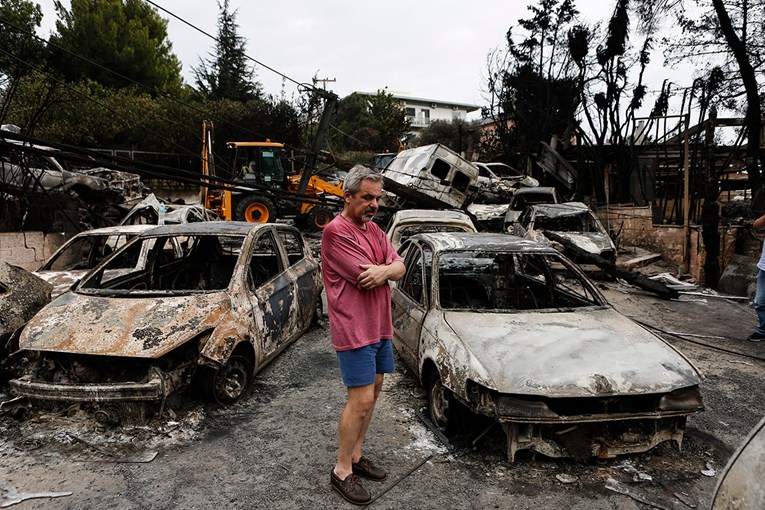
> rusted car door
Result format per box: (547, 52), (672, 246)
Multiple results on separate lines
(275, 228), (317, 327)
(246, 229), (291, 360)
(392, 244), (431, 369)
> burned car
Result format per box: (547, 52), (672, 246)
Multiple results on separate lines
(119, 193), (218, 226)
(710, 414), (765, 510)
(10, 222), (322, 414)
(512, 202), (617, 263)
(502, 186), (562, 231)
(35, 225), (159, 298)
(391, 233), (703, 461)
(386, 209), (477, 251)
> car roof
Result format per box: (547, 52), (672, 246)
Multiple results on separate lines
(137, 221), (281, 236)
(410, 232), (559, 254)
(393, 209), (473, 221)
(72, 225), (159, 237)
(530, 202), (591, 217)
(513, 186), (557, 195)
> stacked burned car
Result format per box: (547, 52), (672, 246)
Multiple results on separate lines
(391, 233), (703, 461)
(8, 222), (322, 418)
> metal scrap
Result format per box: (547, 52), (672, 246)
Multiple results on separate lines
(0, 482), (72, 508)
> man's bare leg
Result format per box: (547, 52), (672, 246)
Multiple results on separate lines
(334, 381), (376, 479)
(352, 374), (384, 462)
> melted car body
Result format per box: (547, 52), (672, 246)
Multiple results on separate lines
(512, 202), (617, 263)
(11, 222), (322, 410)
(391, 233), (703, 461)
(35, 225), (159, 298)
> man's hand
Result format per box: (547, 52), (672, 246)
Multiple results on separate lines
(357, 264), (390, 289)
(357, 261), (406, 289)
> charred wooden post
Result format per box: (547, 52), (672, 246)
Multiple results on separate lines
(542, 230), (679, 300)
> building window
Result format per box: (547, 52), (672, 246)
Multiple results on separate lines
(420, 109), (430, 125)
(405, 107), (415, 117)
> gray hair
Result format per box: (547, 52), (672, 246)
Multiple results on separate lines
(343, 165), (382, 195)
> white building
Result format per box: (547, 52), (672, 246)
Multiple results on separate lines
(355, 91), (480, 130)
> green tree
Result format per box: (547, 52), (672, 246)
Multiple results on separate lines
(194, 0), (260, 101)
(50, 0), (182, 94)
(330, 91), (410, 153)
(0, 0), (46, 122)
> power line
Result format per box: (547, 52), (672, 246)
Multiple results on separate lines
(0, 15), (279, 149)
(144, 0), (312, 92)
(0, 4), (346, 180)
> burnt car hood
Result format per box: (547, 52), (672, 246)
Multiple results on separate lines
(541, 231), (614, 254)
(19, 291), (232, 358)
(443, 308), (700, 397)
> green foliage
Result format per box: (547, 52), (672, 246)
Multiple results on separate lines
(194, 0), (260, 101)
(0, 0), (45, 81)
(2, 74), (300, 171)
(330, 91), (410, 153)
(49, 0), (182, 95)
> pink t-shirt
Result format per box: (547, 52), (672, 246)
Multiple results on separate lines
(321, 215), (402, 351)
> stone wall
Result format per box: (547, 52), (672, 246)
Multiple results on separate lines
(596, 204), (742, 283)
(0, 232), (65, 271)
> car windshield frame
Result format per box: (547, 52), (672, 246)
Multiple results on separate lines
(76, 232), (248, 297)
(433, 247), (607, 312)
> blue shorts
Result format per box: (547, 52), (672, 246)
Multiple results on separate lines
(336, 339), (395, 387)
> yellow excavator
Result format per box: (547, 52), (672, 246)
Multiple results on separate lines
(200, 118), (343, 230)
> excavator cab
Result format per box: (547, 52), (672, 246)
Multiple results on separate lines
(227, 141), (288, 189)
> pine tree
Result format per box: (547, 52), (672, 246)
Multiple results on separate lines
(194, 0), (260, 101)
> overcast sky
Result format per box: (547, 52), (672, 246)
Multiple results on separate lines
(35, 0), (693, 118)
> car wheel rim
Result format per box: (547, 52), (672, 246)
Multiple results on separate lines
(430, 379), (449, 430)
(215, 358), (249, 402)
(245, 203), (269, 222)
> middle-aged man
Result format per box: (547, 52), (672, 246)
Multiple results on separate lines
(321, 165), (405, 505)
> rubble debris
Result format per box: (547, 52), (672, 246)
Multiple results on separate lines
(543, 231), (679, 299)
(0, 482), (72, 508)
(701, 462), (717, 477)
(673, 492), (697, 508)
(537, 141), (576, 190)
(605, 478), (673, 510)
(622, 253), (663, 270)
(649, 273), (698, 291)
(555, 474), (577, 484)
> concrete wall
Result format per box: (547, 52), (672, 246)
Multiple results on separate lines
(597, 204), (742, 283)
(0, 232), (66, 271)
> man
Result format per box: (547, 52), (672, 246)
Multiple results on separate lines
(749, 213), (765, 341)
(321, 165), (405, 505)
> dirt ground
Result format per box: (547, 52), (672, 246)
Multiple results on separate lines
(2, 259), (765, 509)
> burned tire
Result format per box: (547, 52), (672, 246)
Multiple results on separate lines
(235, 195), (276, 223)
(428, 371), (453, 433)
(198, 354), (253, 405)
(307, 206), (334, 231)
